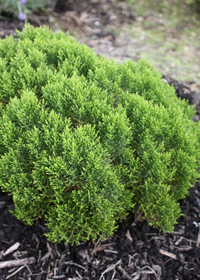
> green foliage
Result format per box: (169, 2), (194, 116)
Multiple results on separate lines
(0, 25), (199, 244)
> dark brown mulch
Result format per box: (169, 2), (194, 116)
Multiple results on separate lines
(1, 2), (200, 279)
(162, 75), (200, 122)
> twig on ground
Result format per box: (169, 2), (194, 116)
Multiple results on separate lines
(159, 249), (177, 260)
(193, 221), (200, 248)
(117, 265), (133, 280)
(0, 257), (36, 269)
(13, 253), (32, 275)
(75, 270), (83, 279)
(131, 269), (140, 280)
(6, 266), (25, 279)
(104, 249), (118, 254)
(3, 242), (20, 256)
(40, 252), (50, 262)
(45, 257), (51, 280)
(63, 261), (86, 271)
(174, 245), (192, 251)
(52, 275), (66, 279)
(140, 266), (157, 277)
(99, 259), (121, 280)
(111, 269), (116, 280)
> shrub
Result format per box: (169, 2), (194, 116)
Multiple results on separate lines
(0, 25), (199, 244)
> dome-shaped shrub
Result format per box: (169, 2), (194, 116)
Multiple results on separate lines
(0, 25), (199, 244)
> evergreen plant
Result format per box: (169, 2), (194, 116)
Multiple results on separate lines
(0, 25), (199, 244)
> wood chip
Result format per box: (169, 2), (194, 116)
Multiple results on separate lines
(99, 259), (121, 280)
(40, 252), (50, 262)
(174, 245), (192, 251)
(0, 257), (36, 269)
(117, 265), (133, 280)
(135, 240), (144, 246)
(6, 266), (25, 279)
(196, 226), (200, 248)
(111, 269), (116, 280)
(126, 230), (133, 242)
(141, 266), (157, 277)
(75, 270), (83, 279)
(93, 243), (116, 252)
(3, 242), (20, 256)
(175, 236), (184, 246)
(63, 261), (86, 271)
(104, 249), (118, 254)
(132, 270), (141, 280)
(52, 276), (66, 279)
(159, 249), (177, 260)
(152, 264), (162, 278)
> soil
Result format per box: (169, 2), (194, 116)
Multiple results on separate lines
(1, 1), (200, 279)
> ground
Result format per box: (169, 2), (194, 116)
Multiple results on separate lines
(0, 0), (200, 279)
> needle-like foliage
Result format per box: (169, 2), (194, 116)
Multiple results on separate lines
(0, 25), (199, 244)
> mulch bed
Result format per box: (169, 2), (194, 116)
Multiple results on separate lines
(1, 2), (200, 279)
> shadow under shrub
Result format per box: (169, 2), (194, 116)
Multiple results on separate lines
(0, 24), (199, 244)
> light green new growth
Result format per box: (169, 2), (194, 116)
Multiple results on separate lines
(0, 25), (199, 244)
